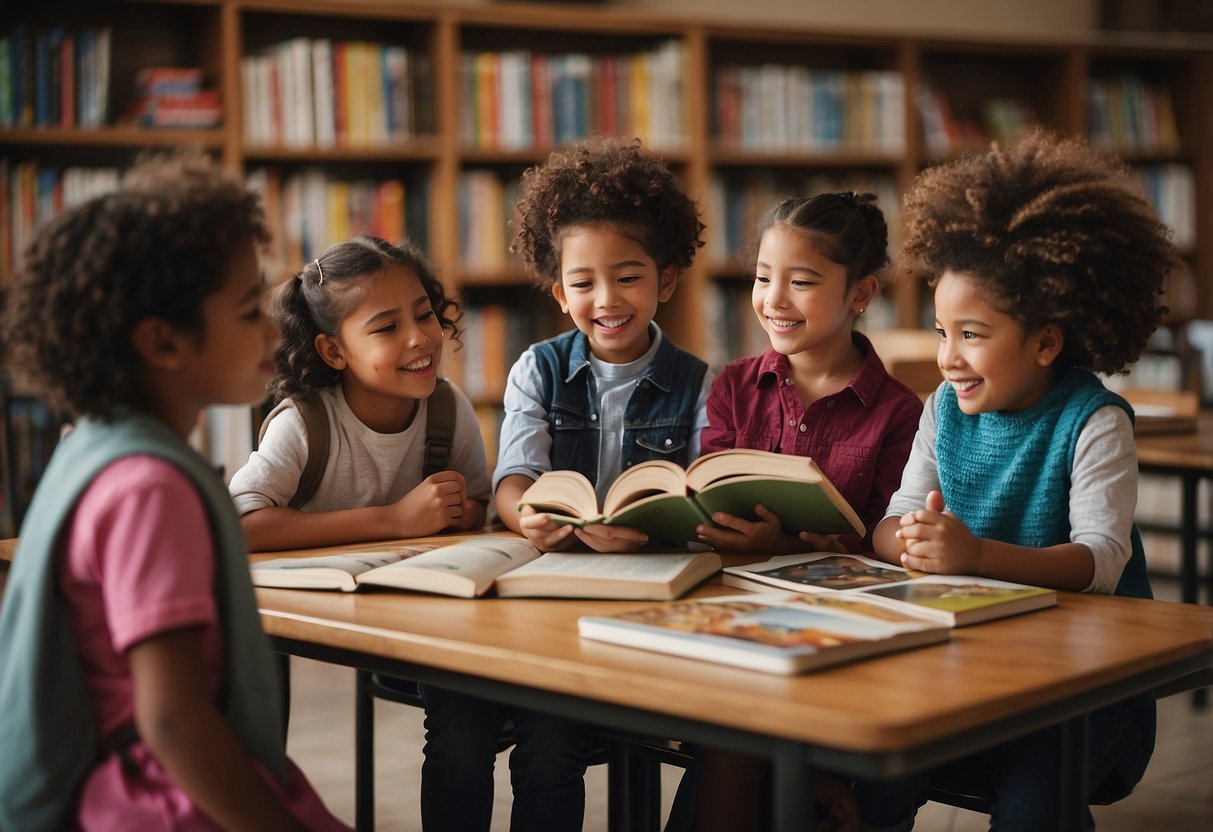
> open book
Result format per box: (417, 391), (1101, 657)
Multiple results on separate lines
(250, 535), (721, 600)
(518, 449), (864, 543)
(722, 552), (1056, 627)
(578, 592), (950, 675)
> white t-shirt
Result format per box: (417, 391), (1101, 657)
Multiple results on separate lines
(229, 383), (491, 516)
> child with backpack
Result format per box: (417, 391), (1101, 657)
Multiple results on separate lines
(228, 235), (490, 552)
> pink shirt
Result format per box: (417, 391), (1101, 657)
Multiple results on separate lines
(701, 333), (923, 549)
(59, 455), (349, 831)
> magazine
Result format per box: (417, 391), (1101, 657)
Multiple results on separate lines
(722, 552), (1057, 626)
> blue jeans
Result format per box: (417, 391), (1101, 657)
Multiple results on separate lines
(853, 692), (1156, 831)
(418, 683), (598, 832)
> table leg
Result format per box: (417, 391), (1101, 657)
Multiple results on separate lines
(354, 669), (374, 832)
(1058, 715), (1088, 832)
(1181, 475), (1210, 707)
(770, 741), (814, 832)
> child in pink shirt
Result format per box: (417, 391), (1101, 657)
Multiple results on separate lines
(0, 154), (349, 831)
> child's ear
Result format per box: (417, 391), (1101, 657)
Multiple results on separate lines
(130, 317), (189, 371)
(314, 333), (347, 371)
(550, 281), (570, 314)
(657, 265), (679, 302)
(848, 275), (879, 315)
(1034, 324), (1064, 366)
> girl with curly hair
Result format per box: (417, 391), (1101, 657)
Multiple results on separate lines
(0, 153), (349, 831)
(228, 236), (489, 552)
(862, 129), (1173, 831)
(494, 135), (713, 557)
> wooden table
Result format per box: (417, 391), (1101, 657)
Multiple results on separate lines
(255, 555), (1213, 832)
(1136, 410), (1213, 610)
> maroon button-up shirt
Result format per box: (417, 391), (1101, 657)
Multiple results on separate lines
(701, 332), (924, 550)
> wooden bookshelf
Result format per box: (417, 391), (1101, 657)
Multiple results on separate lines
(2, 0), (1212, 495)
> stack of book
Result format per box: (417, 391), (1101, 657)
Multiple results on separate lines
(126, 67), (221, 130)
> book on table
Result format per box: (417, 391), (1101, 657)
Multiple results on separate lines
(721, 552), (1057, 627)
(577, 592), (951, 675)
(517, 448), (864, 543)
(249, 535), (722, 600)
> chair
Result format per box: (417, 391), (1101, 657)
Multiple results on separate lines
(353, 670), (694, 832)
(865, 328), (942, 399)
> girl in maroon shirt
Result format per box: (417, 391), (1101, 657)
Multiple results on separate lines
(696, 192), (922, 554)
(681, 193), (924, 832)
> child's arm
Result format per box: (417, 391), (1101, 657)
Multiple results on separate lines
(241, 471), (474, 552)
(896, 490), (1095, 589)
(128, 627), (307, 832)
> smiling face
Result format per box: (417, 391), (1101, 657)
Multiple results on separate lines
(316, 265), (443, 427)
(933, 270), (1062, 414)
(550, 224), (677, 364)
(751, 225), (875, 359)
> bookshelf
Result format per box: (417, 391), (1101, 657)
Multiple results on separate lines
(2, 0), (1212, 505)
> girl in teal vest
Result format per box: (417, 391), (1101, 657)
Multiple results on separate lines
(0, 154), (349, 831)
(863, 131), (1175, 830)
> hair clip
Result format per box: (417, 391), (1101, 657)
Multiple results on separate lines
(315, 258), (325, 286)
(839, 191), (857, 205)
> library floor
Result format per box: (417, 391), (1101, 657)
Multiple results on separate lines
(284, 576), (1212, 831)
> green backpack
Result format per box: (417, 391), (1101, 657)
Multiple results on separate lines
(258, 379), (455, 509)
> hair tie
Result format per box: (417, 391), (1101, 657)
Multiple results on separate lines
(839, 191), (857, 205)
(314, 258), (325, 286)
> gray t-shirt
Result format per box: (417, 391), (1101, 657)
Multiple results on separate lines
(493, 324), (712, 502)
(229, 383), (490, 516)
(885, 390), (1136, 594)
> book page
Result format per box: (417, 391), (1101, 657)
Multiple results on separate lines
(501, 551), (711, 581)
(252, 550), (407, 579)
(517, 470), (600, 520)
(602, 460), (688, 514)
(686, 448), (824, 491)
(357, 535), (541, 596)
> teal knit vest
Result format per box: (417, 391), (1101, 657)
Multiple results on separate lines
(935, 369), (1151, 599)
(0, 411), (286, 832)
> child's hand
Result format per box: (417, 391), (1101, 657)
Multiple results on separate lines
(696, 504), (801, 553)
(393, 471), (470, 535)
(518, 507), (577, 551)
(895, 490), (982, 574)
(810, 772), (860, 832)
(575, 523), (649, 553)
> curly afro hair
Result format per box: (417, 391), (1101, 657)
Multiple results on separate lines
(902, 129), (1176, 375)
(511, 136), (704, 287)
(2, 152), (270, 418)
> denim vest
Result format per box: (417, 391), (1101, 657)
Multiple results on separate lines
(533, 328), (707, 481)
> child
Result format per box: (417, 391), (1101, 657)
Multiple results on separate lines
(0, 154), (348, 830)
(683, 192), (921, 832)
(864, 130), (1169, 830)
(441, 136), (710, 831)
(494, 135), (714, 553)
(698, 192), (922, 555)
(228, 235), (490, 552)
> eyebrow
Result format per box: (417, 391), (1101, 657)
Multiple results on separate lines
(362, 294), (430, 327)
(755, 261), (824, 278)
(565, 259), (648, 276)
(939, 317), (993, 328)
(237, 283), (263, 305)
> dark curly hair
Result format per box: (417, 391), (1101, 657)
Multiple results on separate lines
(511, 136), (704, 287)
(269, 235), (460, 402)
(1, 151), (270, 418)
(902, 129), (1175, 375)
(753, 191), (891, 286)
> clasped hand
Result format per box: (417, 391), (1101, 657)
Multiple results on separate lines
(895, 490), (982, 574)
(517, 507), (649, 553)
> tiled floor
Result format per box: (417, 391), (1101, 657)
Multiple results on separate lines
(285, 576), (1212, 831)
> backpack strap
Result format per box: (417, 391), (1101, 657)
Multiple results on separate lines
(257, 394), (330, 509)
(423, 378), (455, 477)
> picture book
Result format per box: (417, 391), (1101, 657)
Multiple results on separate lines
(250, 535), (721, 600)
(577, 592), (950, 675)
(517, 448), (864, 543)
(722, 552), (1057, 627)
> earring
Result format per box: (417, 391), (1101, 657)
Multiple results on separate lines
(855, 307), (866, 315)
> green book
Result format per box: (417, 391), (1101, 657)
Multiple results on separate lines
(517, 448), (864, 543)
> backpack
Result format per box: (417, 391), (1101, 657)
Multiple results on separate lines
(257, 378), (455, 509)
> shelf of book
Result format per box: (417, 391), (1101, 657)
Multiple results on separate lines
(1, 0), (1212, 509)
